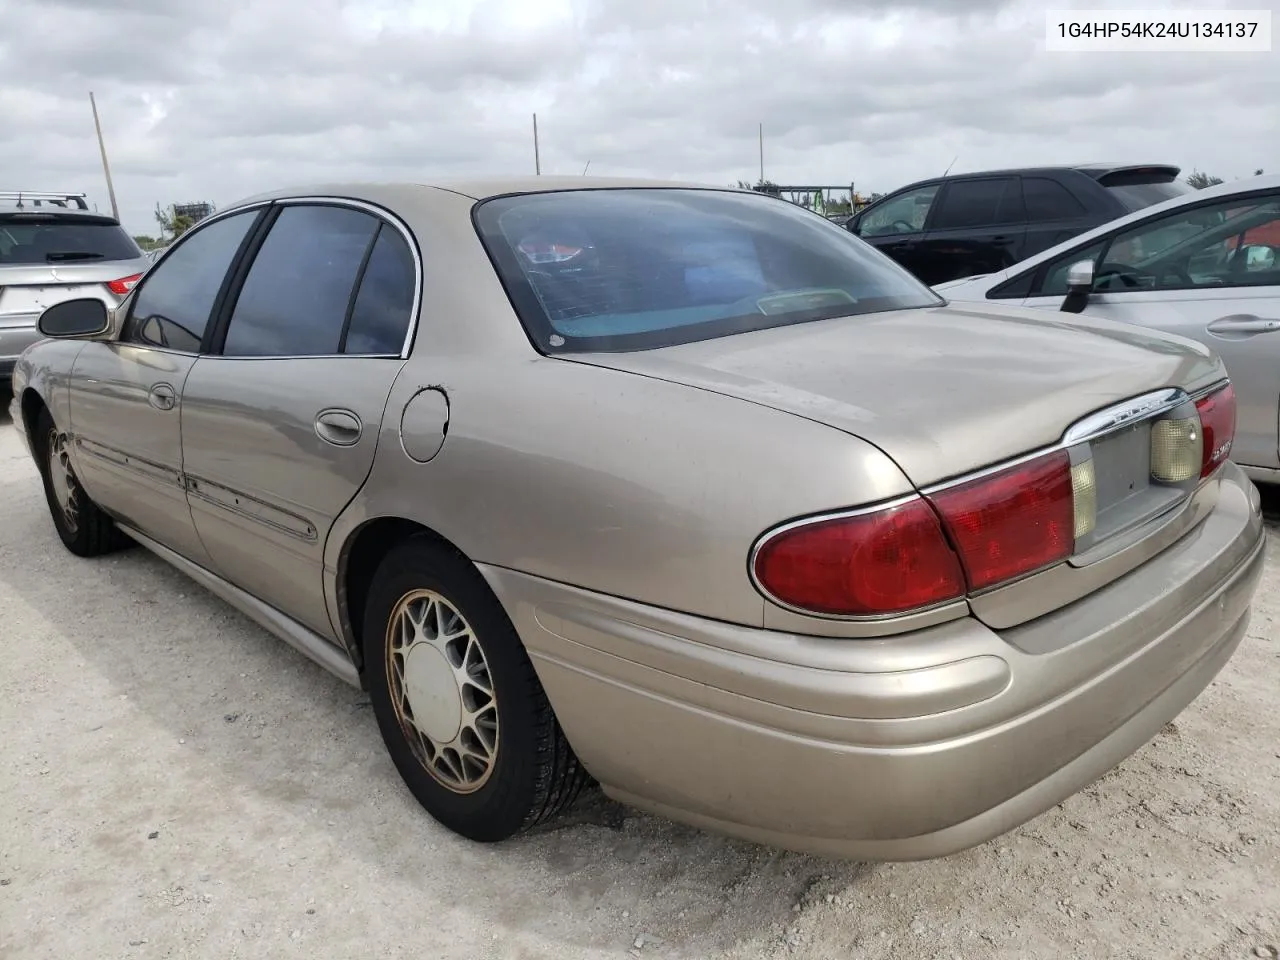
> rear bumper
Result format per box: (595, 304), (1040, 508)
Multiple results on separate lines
(483, 462), (1265, 860)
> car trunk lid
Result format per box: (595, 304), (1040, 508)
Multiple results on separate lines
(0, 260), (147, 327)
(564, 302), (1222, 487)
(561, 302), (1228, 628)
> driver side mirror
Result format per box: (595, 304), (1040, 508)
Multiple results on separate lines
(37, 298), (111, 339)
(847, 216), (862, 236)
(1060, 259), (1095, 315)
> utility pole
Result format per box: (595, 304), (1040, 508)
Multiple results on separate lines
(758, 122), (764, 184)
(89, 92), (119, 221)
(532, 113), (541, 175)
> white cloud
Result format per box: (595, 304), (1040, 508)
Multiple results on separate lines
(0, 0), (1275, 235)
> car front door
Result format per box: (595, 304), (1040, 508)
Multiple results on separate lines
(851, 183), (941, 280)
(916, 176), (1027, 285)
(178, 200), (419, 636)
(66, 207), (265, 562)
(1019, 189), (1280, 472)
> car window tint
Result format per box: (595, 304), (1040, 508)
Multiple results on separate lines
(223, 205), (378, 357)
(126, 210), (258, 353)
(475, 188), (942, 353)
(1023, 178), (1087, 221)
(0, 216), (140, 264)
(343, 225), (416, 355)
(931, 178), (1021, 230)
(858, 185), (940, 237)
(1096, 195), (1280, 292)
(986, 268), (1036, 299)
(1035, 241), (1107, 296)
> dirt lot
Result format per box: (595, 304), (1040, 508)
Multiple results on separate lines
(1, 406), (1278, 960)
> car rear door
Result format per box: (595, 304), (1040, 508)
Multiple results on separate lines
(178, 199), (419, 636)
(1019, 175), (1097, 258)
(65, 208), (265, 563)
(1018, 188), (1280, 472)
(916, 176), (1027, 285)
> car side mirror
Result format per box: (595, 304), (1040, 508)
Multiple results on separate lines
(847, 216), (862, 236)
(1060, 259), (1095, 315)
(37, 298), (111, 339)
(1239, 244), (1277, 272)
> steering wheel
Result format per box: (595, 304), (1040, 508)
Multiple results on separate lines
(891, 220), (916, 233)
(1093, 262), (1151, 290)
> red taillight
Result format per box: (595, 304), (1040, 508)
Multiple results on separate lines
(752, 497), (965, 616)
(106, 273), (142, 296)
(1195, 383), (1236, 478)
(927, 450), (1075, 591)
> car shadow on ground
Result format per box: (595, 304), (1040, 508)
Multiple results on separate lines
(0, 412), (882, 955)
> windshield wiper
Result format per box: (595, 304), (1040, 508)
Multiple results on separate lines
(45, 251), (106, 262)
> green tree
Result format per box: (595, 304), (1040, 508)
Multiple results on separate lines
(1185, 170), (1224, 189)
(154, 203), (195, 241)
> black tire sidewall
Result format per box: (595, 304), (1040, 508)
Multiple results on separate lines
(363, 537), (550, 842)
(34, 409), (88, 551)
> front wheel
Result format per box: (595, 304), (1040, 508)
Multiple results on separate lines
(363, 536), (591, 841)
(34, 407), (130, 557)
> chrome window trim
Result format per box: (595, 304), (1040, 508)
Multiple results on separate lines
(124, 196), (423, 362)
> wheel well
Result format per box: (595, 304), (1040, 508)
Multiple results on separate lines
(340, 517), (462, 673)
(20, 388), (48, 453)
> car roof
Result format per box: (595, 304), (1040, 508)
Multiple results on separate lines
(950, 173), (1280, 288)
(871, 163), (1184, 197)
(229, 176), (747, 208)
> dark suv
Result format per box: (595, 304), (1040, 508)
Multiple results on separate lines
(846, 163), (1193, 286)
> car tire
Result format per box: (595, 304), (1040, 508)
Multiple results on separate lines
(34, 407), (131, 557)
(363, 534), (591, 842)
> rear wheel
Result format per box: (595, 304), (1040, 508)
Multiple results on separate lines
(34, 407), (129, 557)
(363, 535), (590, 841)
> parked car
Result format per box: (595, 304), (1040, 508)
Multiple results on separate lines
(1, 193), (149, 389)
(10, 178), (1264, 860)
(935, 174), (1280, 486)
(847, 163), (1193, 287)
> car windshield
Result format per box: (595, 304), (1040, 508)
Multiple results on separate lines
(0, 215), (141, 265)
(474, 188), (942, 353)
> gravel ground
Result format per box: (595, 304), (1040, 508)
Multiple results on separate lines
(2, 403), (1279, 960)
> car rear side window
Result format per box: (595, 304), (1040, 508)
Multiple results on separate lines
(474, 188), (941, 353)
(0, 215), (140, 264)
(1022, 178), (1087, 221)
(126, 210), (259, 353)
(930, 178), (1022, 230)
(222, 204), (379, 357)
(342, 225), (416, 355)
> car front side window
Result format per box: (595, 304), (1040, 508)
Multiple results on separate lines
(124, 209), (261, 353)
(1093, 194), (1280, 292)
(859, 185), (940, 237)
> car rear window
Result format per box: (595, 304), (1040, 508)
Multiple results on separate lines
(474, 188), (942, 353)
(0, 214), (140, 264)
(1098, 172), (1195, 213)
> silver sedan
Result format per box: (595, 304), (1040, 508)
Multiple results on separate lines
(9, 177), (1265, 860)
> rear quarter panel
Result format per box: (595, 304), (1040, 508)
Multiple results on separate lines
(331, 353), (918, 629)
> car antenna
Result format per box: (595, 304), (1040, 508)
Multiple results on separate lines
(942, 154), (959, 177)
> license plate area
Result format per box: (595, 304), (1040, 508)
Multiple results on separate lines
(1070, 417), (1190, 566)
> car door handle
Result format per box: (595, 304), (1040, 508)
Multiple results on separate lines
(314, 409), (363, 446)
(1206, 314), (1280, 337)
(148, 383), (176, 411)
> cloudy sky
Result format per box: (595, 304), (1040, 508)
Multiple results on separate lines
(1, 0), (1276, 236)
